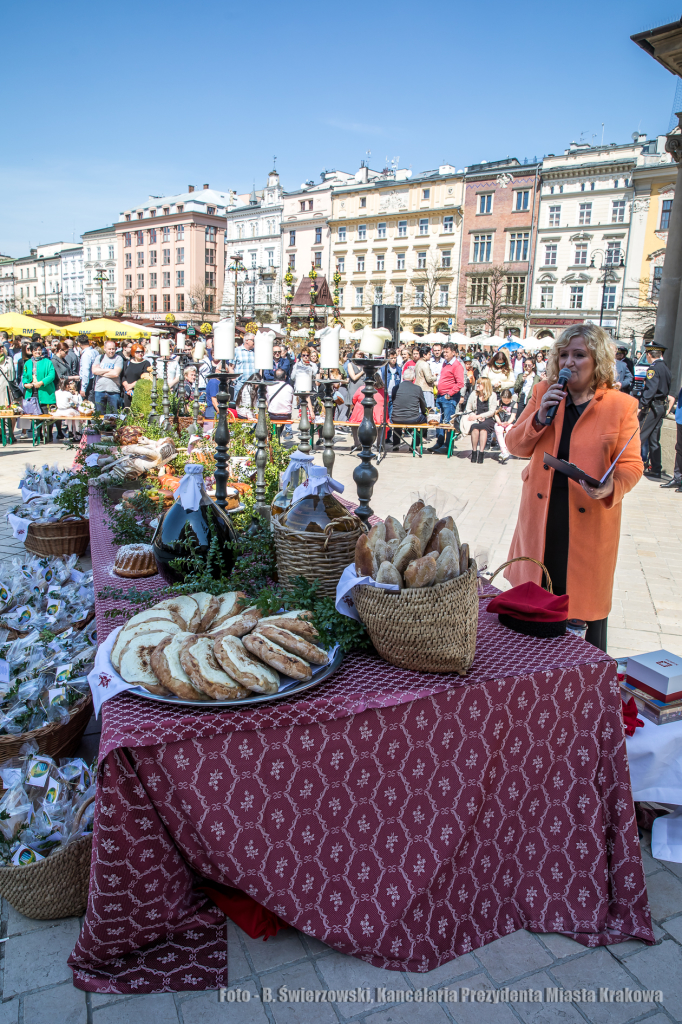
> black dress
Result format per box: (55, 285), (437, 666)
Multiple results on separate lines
(476, 397), (495, 433)
(542, 394), (607, 651)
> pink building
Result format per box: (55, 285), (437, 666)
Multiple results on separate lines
(281, 170), (354, 295)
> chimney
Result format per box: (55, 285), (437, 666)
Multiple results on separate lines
(188, 185), (194, 193)
(203, 183), (209, 190)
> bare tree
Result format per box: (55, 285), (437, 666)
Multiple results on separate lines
(467, 266), (519, 336)
(411, 254), (453, 332)
(619, 275), (658, 341)
(188, 282), (219, 319)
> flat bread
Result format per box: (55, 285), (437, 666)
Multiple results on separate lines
(118, 631), (172, 695)
(111, 619), (182, 672)
(179, 636), (251, 700)
(208, 606), (262, 639)
(211, 591), (249, 629)
(242, 632), (312, 681)
(124, 608), (177, 631)
(151, 596), (201, 632)
(151, 634), (207, 701)
(257, 611), (317, 641)
(192, 593), (220, 633)
(255, 625), (328, 666)
(213, 635), (279, 695)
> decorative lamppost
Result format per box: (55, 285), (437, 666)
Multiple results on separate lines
(284, 265), (294, 351)
(94, 268), (108, 314)
(332, 266), (342, 326)
(227, 252), (246, 325)
(308, 263), (318, 344)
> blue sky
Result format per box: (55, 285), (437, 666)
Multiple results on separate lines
(1, 0), (679, 256)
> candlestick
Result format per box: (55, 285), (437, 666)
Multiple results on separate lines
(320, 325), (340, 370)
(160, 337), (171, 357)
(149, 337), (160, 355)
(188, 372), (200, 437)
(175, 332), (185, 351)
(158, 357), (171, 429)
(351, 356), (386, 526)
(193, 340), (206, 361)
(321, 377), (336, 477)
(360, 327), (384, 357)
(294, 367), (313, 394)
(148, 358), (159, 425)
(207, 363), (240, 510)
(254, 371), (270, 518)
(254, 330), (275, 371)
(213, 319), (235, 362)
(296, 392), (312, 456)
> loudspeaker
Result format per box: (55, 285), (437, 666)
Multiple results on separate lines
(372, 304), (400, 349)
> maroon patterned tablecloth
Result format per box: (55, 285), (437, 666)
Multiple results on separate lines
(70, 575), (654, 994)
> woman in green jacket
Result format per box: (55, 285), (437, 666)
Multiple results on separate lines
(22, 341), (57, 442)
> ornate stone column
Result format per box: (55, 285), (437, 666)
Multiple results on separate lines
(656, 115), (682, 389)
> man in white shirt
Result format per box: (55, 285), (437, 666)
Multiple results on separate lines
(266, 369), (294, 437)
(429, 343), (445, 384)
(512, 351), (525, 375)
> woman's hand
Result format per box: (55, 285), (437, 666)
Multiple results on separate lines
(580, 476), (614, 501)
(536, 382), (568, 424)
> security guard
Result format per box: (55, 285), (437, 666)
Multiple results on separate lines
(639, 342), (672, 480)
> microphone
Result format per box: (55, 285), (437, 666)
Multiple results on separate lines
(545, 368), (572, 425)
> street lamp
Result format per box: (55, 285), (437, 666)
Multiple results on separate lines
(589, 248), (624, 328)
(226, 252), (246, 325)
(94, 268), (108, 314)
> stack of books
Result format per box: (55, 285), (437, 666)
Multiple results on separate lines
(621, 650), (682, 726)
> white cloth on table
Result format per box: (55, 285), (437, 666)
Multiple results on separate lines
(87, 625), (136, 716)
(335, 563), (399, 622)
(626, 715), (682, 804)
(652, 809), (682, 863)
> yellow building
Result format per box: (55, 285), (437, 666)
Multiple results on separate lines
(329, 166), (464, 336)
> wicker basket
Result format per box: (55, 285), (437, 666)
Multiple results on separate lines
(0, 693), (93, 766)
(354, 559), (479, 674)
(24, 518), (89, 557)
(0, 795), (94, 919)
(273, 511), (365, 598)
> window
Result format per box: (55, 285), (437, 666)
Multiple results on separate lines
(163, 294), (170, 312)
(614, 180), (619, 189)
(124, 274), (132, 289)
(267, 249), (274, 266)
(337, 256), (345, 273)
(438, 285), (449, 306)
(443, 216), (454, 233)
(590, 182), (595, 191)
(136, 231), (144, 245)
(265, 283), (273, 303)
(355, 286), (363, 306)
(603, 285), (616, 310)
(250, 251), (257, 268)
(419, 218), (429, 235)
(415, 285), (424, 306)
(300, 201), (306, 212)
(288, 254), (295, 268)
(395, 286), (404, 305)
(540, 286), (554, 308)
(374, 285), (383, 304)
(108, 245), (114, 260)
(606, 242), (622, 265)
(661, 200), (673, 231)
(338, 226), (346, 242)
(652, 266), (663, 298)
(149, 250), (157, 266)
(176, 294), (184, 311)
(161, 272), (170, 288)
(574, 243), (588, 265)
(569, 286), (584, 309)
(314, 251), (322, 267)
(548, 205), (561, 227)
(357, 256), (365, 272)
(337, 287), (344, 307)
(289, 230), (296, 246)
(441, 250), (451, 268)
(472, 234), (492, 262)
(205, 272), (215, 287)
(137, 296), (144, 312)
(544, 243), (557, 266)
(360, 198), (366, 208)
(176, 247), (184, 263)
(417, 251), (427, 269)
(177, 206), (183, 215)
(422, 188), (430, 200)
(508, 231), (530, 261)
(515, 190), (530, 211)
(162, 249), (170, 265)
(137, 252), (144, 267)
(612, 200), (626, 224)
(506, 275), (526, 305)
(470, 277), (488, 304)
(358, 224), (367, 240)
(314, 226), (322, 245)
(162, 227), (170, 242)
(108, 269), (114, 282)
(377, 222), (387, 239)
(176, 271), (184, 287)
(125, 296), (132, 311)
(205, 226), (216, 242)
(137, 273), (144, 289)
(205, 248), (215, 265)
(149, 228), (157, 244)
(149, 294), (157, 312)
(579, 202), (592, 225)
(478, 194), (492, 214)
(398, 220), (407, 237)
(125, 252), (132, 268)
(581, 183), (585, 192)
(396, 252), (406, 270)
(149, 273), (157, 289)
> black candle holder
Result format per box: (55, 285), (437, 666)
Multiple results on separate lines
(254, 371), (269, 515)
(351, 356), (387, 526)
(321, 375), (336, 477)
(148, 357), (159, 425)
(295, 390), (313, 455)
(207, 363), (240, 511)
(158, 356), (172, 430)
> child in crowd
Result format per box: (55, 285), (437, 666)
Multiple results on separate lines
(494, 388), (517, 464)
(55, 380), (83, 440)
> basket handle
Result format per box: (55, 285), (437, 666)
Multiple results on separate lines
(487, 556), (554, 594)
(322, 515), (363, 549)
(73, 792), (96, 828)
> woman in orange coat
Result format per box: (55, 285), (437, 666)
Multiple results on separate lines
(504, 324), (642, 651)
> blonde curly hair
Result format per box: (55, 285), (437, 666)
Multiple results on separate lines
(546, 323), (615, 390)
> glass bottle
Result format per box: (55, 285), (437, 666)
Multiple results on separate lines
(271, 470), (294, 519)
(281, 468), (358, 534)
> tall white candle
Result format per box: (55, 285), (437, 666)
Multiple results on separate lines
(149, 337), (160, 354)
(213, 319), (235, 361)
(320, 325), (340, 369)
(193, 341), (206, 361)
(254, 330), (275, 371)
(360, 327), (383, 357)
(160, 337), (170, 357)
(175, 332), (185, 350)
(294, 367), (313, 393)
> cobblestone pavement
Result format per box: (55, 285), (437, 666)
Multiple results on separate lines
(0, 436), (681, 1023)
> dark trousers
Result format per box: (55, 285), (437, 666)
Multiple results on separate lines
(674, 422), (682, 482)
(393, 417), (427, 447)
(639, 401), (665, 473)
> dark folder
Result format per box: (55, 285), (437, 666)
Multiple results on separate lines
(543, 429), (638, 489)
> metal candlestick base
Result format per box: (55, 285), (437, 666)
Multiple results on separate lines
(351, 356), (387, 526)
(254, 373), (270, 519)
(158, 356), (171, 430)
(321, 378), (336, 477)
(207, 364), (240, 511)
(296, 391), (313, 455)
(148, 360), (159, 425)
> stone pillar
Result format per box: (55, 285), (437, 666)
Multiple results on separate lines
(656, 115), (682, 391)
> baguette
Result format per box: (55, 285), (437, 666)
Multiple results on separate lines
(242, 632), (312, 681)
(384, 516), (406, 544)
(435, 546), (460, 584)
(255, 624), (328, 666)
(385, 538), (400, 561)
(376, 561), (403, 589)
(392, 534), (422, 575)
(403, 499), (424, 531)
(404, 555), (438, 589)
(408, 506), (437, 555)
(373, 539), (390, 566)
(355, 534), (376, 578)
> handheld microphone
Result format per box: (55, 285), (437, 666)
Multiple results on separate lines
(545, 368), (572, 425)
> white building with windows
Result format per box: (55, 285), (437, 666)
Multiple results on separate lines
(60, 247), (85, 317)
(0, 257), (16, 313)
(221, 171), (284, 320)
(82, 226), (118, 314)
(530, 137), (662, 340)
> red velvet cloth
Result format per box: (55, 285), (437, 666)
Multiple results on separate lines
(622, 696), (644, 737)
(198, 883), (288, 940)
(487, 581), (570, 622)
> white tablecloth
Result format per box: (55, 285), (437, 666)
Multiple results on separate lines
(626, 716), (682, 804)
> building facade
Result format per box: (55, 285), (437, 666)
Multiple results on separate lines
(456, 158), (541, 338)
(329, 164), (463, 334)
(60, 247), (85, 316)
(221, 171), (283, 322)
(0, 257), (16, 313)
(281, 169), (354, 294)
(10, 242), (68, 314)
(82, 226), (117, 315)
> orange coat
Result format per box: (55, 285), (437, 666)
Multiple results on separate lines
(504, 382), (643, 621)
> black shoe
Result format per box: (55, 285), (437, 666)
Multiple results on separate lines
(477, 450), (485, 463)
(661, 478), (681, 488)
(643, 470), (663, 480)
(430, 444), (446, 454)
(471, 450), (477, 463)
(676, 485), (682, 493)
(392, 444), (400, 451)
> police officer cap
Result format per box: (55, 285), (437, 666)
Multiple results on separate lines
(644, 341), (666, 352)
(616, 345), (628, 353)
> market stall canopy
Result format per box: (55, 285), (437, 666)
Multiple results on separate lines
(450, 332), (470, 346)
(0, 312), (66, 337)
(291, 328), (310, 339)
(120, 321), (162, 335)
(64, 318), (151, 340)
(499, 339), (523, 351)
(399, 331), (420, 342)
(423, 332), (448, 344)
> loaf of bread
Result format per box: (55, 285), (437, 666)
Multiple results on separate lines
(208, 606), (262, 639)
(392, 534), (422, 574)
(384, 516), (406, 543)
(366, 522), (386, 554)
(212, 591), (249, 629)
(438, 528), (459, 556)
(192, 593), (220, 633)
(404, 555), (438, 589)
(242, 632), (312, 681)
(255, 624), (328, 666)
(355, 534), (376, 578)
(424, 517), (456, 554)
(117, 631), (172, 695)
(373, 539), (390, 566)
(151, 634), (207, 700)
(435, 546), (460, 584)
(385, 538), (400, 561)
(179, 637), (251, 700)
(459, 542), (470, 575)
(403, 500), (425, 531)
(213, 635), (280, 694)
(153, 596), (202, 632)
(376, 561), (403, 589)
(257, 611), (317, 640)
(408, 506), (437, 555)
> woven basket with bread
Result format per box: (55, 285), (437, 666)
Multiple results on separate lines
(352, 500), (478, 675)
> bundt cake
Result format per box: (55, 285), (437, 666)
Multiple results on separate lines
(113, 543), (158, 578)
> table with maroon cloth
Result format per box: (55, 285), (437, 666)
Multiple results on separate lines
(69, 559), (654, 994)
